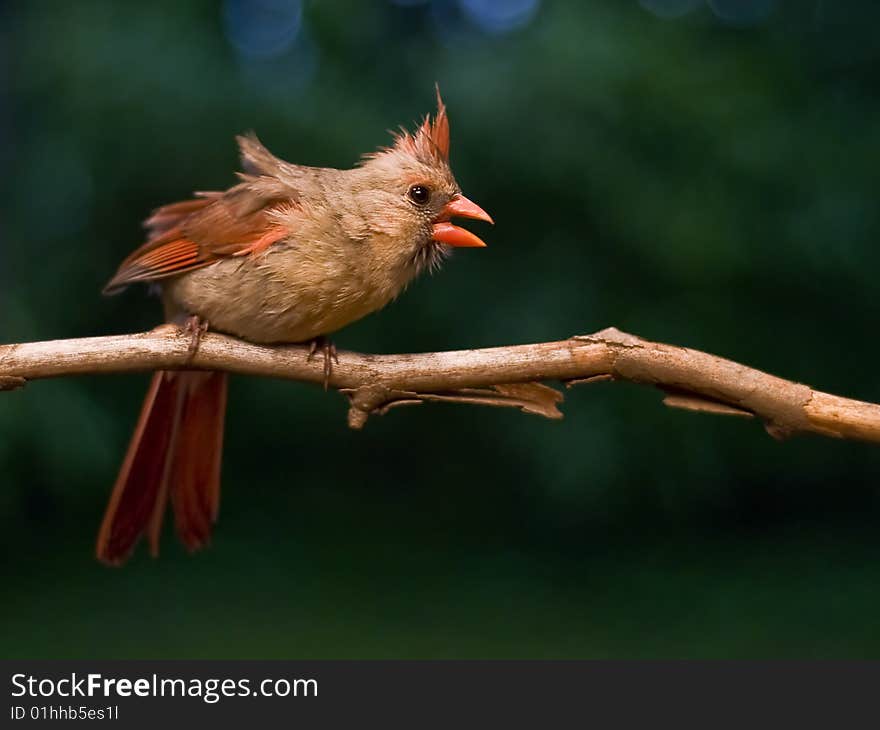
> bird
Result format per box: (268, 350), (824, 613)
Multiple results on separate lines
(96, 90), (493, 565)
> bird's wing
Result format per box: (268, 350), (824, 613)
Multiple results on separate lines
(103, 135), (300, 294)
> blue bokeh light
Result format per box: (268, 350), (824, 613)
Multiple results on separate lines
(457, 0), (541, 35)
(223, 0), (303, 59)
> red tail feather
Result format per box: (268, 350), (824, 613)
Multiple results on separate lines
(96, 371), (228, 565)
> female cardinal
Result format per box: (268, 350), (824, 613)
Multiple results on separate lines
(97, 91), (492, 565)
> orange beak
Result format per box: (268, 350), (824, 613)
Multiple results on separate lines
(432, 194), (494, 248)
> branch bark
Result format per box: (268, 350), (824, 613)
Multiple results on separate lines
(1, 325), (878, 443)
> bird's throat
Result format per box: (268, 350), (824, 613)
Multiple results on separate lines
(411, 240), (450, 276)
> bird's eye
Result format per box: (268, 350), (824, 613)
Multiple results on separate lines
(407, 184), (430, 205)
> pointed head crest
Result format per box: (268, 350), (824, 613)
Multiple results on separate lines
(391, 87), (450, 166)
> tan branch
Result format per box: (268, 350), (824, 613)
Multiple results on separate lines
(1, 325), (878, 443)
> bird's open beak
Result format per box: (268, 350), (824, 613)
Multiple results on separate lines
(432, 194), (494, 248)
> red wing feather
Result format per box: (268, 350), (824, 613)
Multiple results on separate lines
(135, 239), (200, 271)
(105, 157), (297, 294)
(103, 230), (209, 293)
(103, 197), (290, 293)
(144, 194), (222, 237)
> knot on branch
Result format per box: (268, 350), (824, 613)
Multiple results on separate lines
(573, 327), (645, 347)
(343, 385), (422, 429)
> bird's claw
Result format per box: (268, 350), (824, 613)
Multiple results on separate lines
(307, 336), (338, 389)
(183, 315), (209, 361)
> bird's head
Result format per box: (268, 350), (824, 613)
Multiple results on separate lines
(356, 88), (493, 275)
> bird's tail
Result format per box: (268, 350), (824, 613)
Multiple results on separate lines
(96, 370), (228, 565)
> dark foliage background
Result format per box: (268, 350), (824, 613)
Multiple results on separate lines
(2, 0), (879, 658)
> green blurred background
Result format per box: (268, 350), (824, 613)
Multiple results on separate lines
(2, 0), (880, 658)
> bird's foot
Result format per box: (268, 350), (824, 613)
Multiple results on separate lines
(182, 315), (209, 361)
(307, 336), (338, 390)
